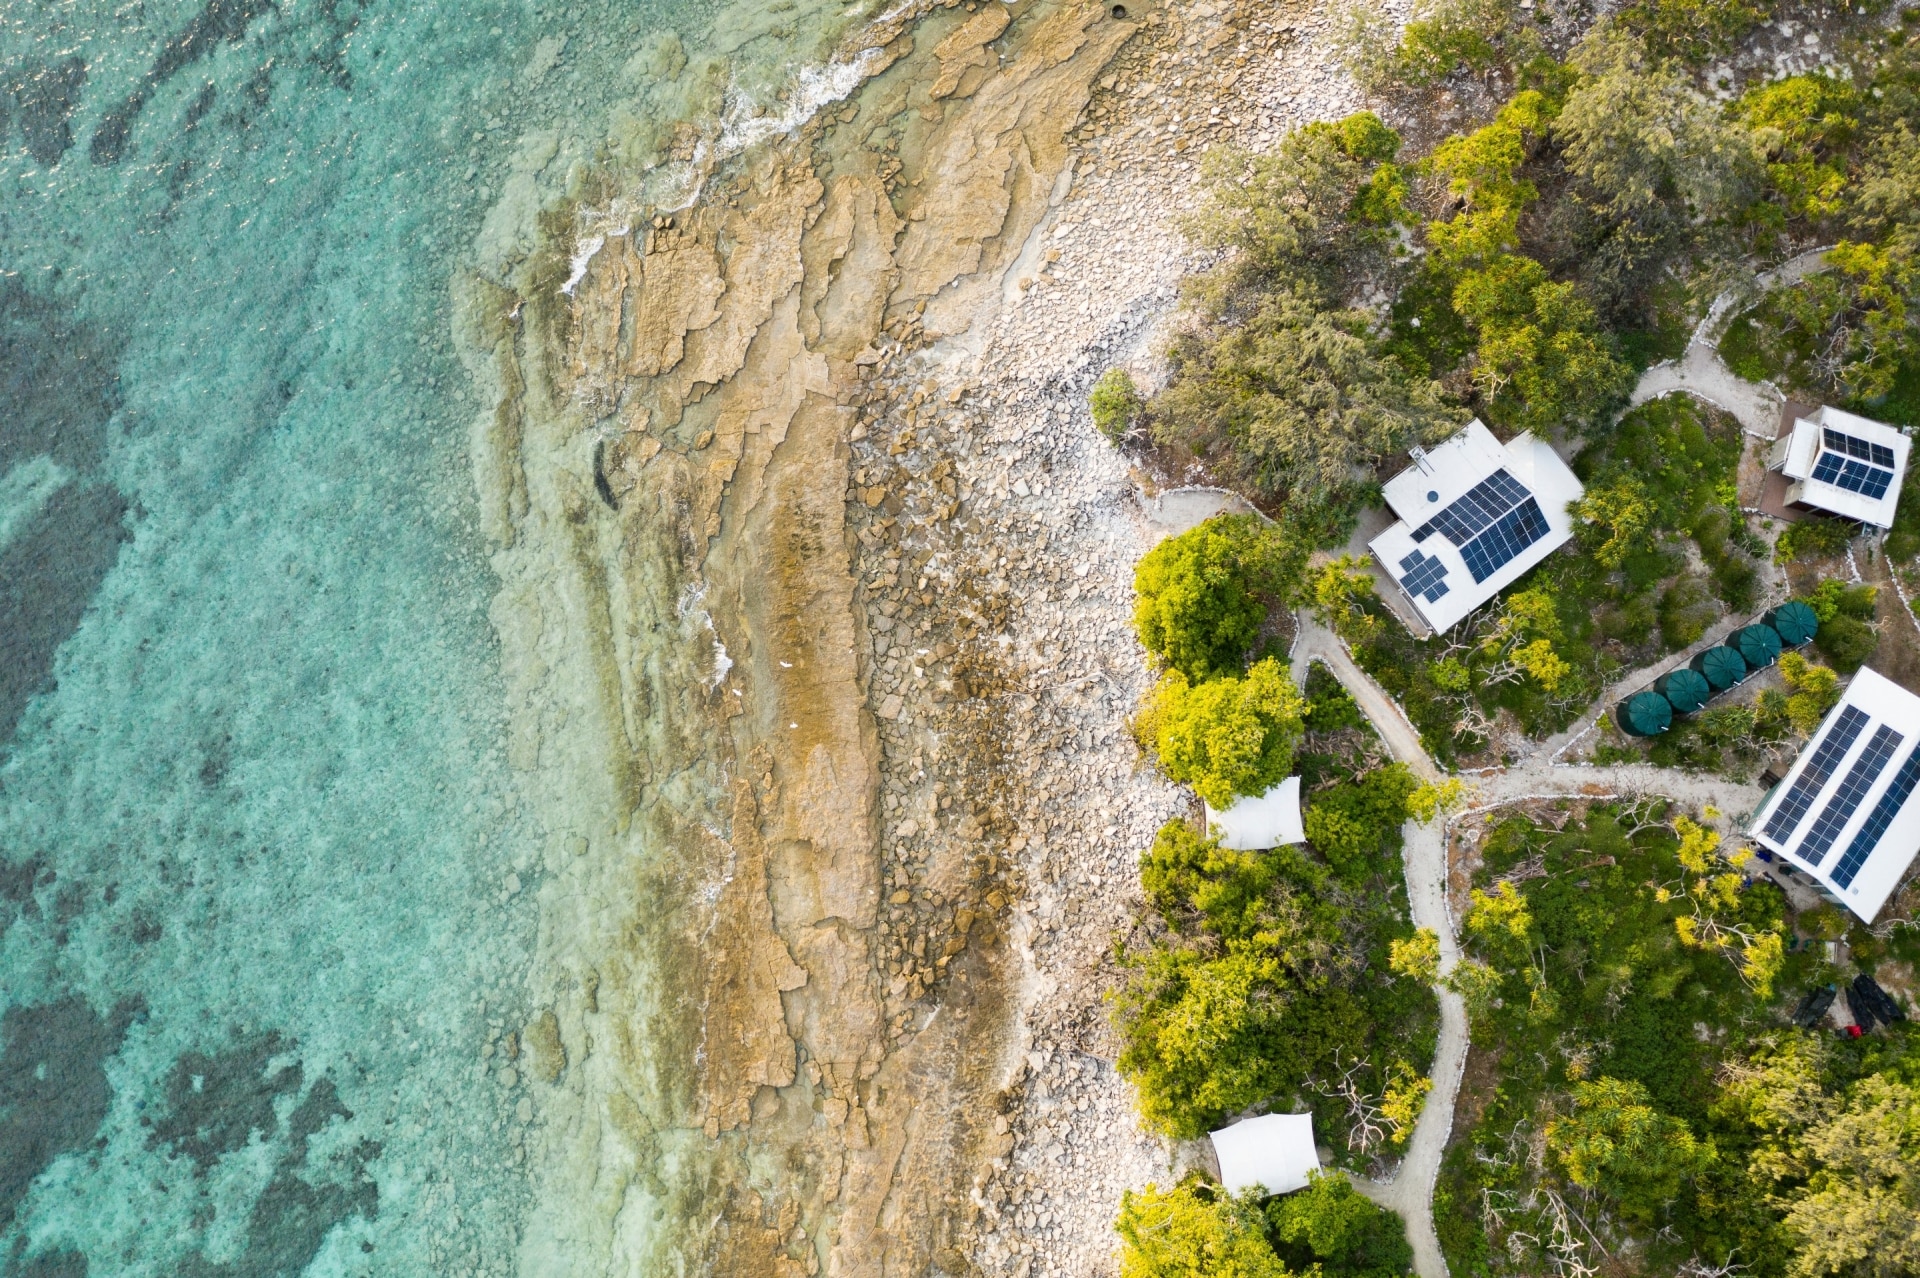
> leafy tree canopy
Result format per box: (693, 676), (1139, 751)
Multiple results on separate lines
(1117, 1182), (1297, 1278)
(1154, 286), (1464, 509)
(1132, 515), (1302, 682)
(1546, 1075), (1716, 1220)
(1140, 819), (1279, 940)
(1145, 657), (1310, 810)
(1266, 1171), (1415, 1278)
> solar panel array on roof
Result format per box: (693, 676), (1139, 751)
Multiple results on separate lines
(1832, 745), (1920, 889)
(1811, 450), (1894, 499)
(1825, 427), (1897, 469)
(1764, 705), (1871, 843)
(1460, 498), (1550, 584)
(1410, 469), (1532, 546)
(1396, 548), (1451, 603)
(1801, 725), (1905, 866)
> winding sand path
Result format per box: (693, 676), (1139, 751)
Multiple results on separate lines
(1289, 618), (1763, 1278)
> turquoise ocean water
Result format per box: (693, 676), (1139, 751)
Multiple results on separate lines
(0, 2), (863, 1273)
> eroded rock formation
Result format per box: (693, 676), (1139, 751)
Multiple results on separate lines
(455, 2), (1136, 1273)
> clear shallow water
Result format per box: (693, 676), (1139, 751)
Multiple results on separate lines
(0, 1), (865, 1273)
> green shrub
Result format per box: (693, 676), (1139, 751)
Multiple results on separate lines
(1266, 1171), (1414, 1278)
(1775, 517), (1855, 564)
(1141, 820), (1278, 939)
(1133, 516), (1288, 682)
(1116, 1182), (1291, 1278)
(1143, 658), (1308, 809)
(1091, 368), (1144, 444)
(1304, 764), (1419, 882)
(1808, 579), (1880, 672)
(1546, 1076), (1717, 1222)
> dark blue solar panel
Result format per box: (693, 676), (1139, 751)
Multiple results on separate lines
(1800, 724), (1904, 867)
(1824, 427), (1896, 469)
(1764, 705), (1871, 844)
(1811, 449), (1894, 499)
(1458, 498), (1549, 584)
(1397, 549), (1451, 603)
(1411, 469), (1532, 546)
(1833, 744), (1920, 889)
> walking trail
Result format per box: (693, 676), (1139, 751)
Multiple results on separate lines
(1288, 618), (1765, 1278)
(1231, 260), (1806, 1276)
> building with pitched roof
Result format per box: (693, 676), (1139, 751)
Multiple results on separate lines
(1764, 404), (1909, 528)
(1369, 420), (1585, 635)
(1749, 666), (1920, 923)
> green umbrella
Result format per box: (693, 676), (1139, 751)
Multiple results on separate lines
(1656, 667), (1713, 713)
(1768, 600), (1820, 646)
(1692, 645), (1749, 690)
(1734, 623), (1783, 669)
(1619, 690), (1674, 736)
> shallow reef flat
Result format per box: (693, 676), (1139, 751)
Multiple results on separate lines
(457, 0), (1138, 1270)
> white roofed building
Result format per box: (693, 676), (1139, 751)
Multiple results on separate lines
(1749, 667), (1920, 923)
(1765, 405), (1909, 528)
(1369, 421), (1584, 635)
(1209, 1112), (1322, 1196)
(1205, 777), (1305, 850)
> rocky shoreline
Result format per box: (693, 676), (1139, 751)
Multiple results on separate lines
(454, 0), (1391, 1271)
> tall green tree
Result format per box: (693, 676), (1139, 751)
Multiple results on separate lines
(1116, 1182), (1296, 1278)
(1552, 25), (1758, 315)
(1154, 287), (1464, 507)
(1132, 515), (1301, 683)
(1143, 657), (1308, 810)
(1546, 1076), (1716, 1220)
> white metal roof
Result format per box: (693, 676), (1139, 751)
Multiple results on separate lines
(1369, 421), (1583, 633)
(1749, 666), (1920, 922)
(1772, 406), (1909, 528)
(1204, 777), (1305, 850)
(1210, 1112), (1321, 1195)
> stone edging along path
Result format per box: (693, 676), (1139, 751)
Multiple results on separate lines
(1288, 618), (1766, 1278)
(1159, 290), (1811, 1273)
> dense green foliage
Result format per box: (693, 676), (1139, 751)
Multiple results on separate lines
(1807, 578), (1881, 674)
(1141, 658), (1308, 809)
(1115, 669), (1436, 1147)
(1117, 1182), (1296, 1278)
(1152, 114), (1464, 518)
(1712, 30), (1920, 425)
(1092, 367), (1145, 444)
(1132, 515), (1305, 682)
(1423, 803), (1920, 1278)
(1266, 1172), (1415, 1278)
(1115, 1176), (1414, 1278)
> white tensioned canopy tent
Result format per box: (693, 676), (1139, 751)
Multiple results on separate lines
(1204, 777), (1305, 850)
(1749, 666), (1920, 922)
(1209, 1112), (1321, 1195)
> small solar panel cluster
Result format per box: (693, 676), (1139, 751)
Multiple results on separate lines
(1396, 548), (1450, 603)
(1407, 469), (1551, 585)
(1810, 449), (1894, 500)
(1825, 427), (1896, 469)
(1751, 668), (1920, 921)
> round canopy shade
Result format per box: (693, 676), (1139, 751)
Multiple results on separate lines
(1768, 600), (1820, 646)
(1656, 667), (1713, 713)
(1619, 690), (1674, 736)
(1734, 623), (1783, 669)
(1691, 645), (1748, 690)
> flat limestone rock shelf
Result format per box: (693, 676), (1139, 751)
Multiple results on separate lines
(455, 2), (1137, 1273)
